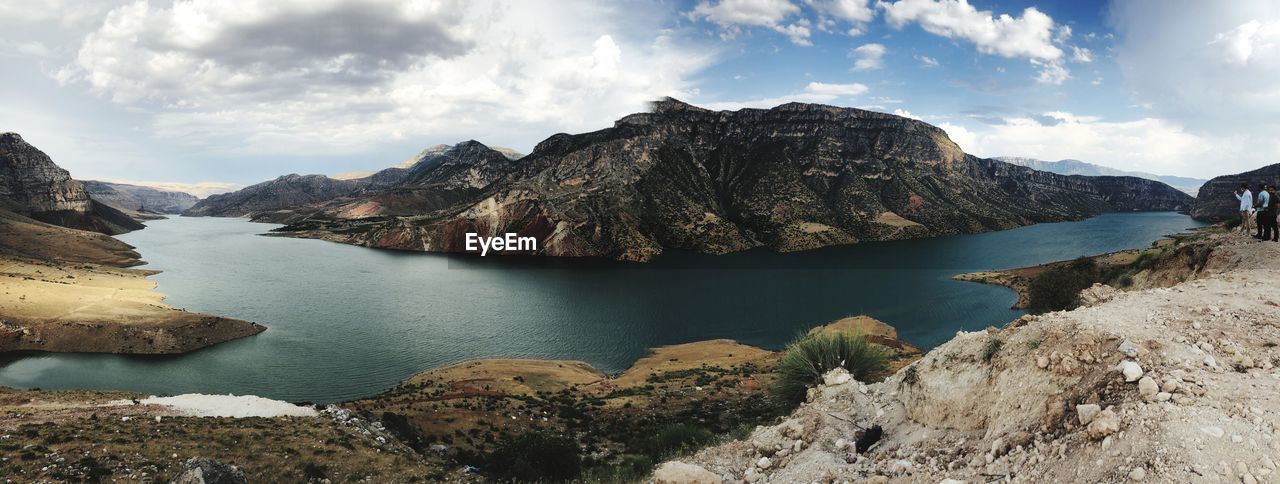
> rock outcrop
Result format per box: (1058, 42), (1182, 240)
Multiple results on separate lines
(1190, 163), (1280, 221)
(259, 99), (1192, 261)
(659, 231), (1280, 483)
(0, 132), (142, 235)
(84, 180), (199, 215)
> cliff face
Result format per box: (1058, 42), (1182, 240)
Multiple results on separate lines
(83, 180), (199, 214)
(0, 133), (142, 235)
(1190, 163), (1280, 221)
(1086, 175), (1195, 212)
(264, 100), (1191, 261)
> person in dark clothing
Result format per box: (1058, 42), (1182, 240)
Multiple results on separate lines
(1257, 183), (1271, 240)
(1264, 184), (1274, 240)
(1259, 184), (1277, 241)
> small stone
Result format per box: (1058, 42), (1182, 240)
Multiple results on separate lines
(1204, 355), (1218, 367)
(1037, 356), (1050, 369)
(1117, 361), (1144, 382)
(891, 460), (913, 475)
(991, 437), (1009, 456)
(835, 438), (847, 451)
(1232, 435), (1244, 444)
(1119, 339), (1139, 357)
(1155, 392), (1172, 402)
(1201, 426), (1225, 438)
(1137, 377), (1159, 398)
(1077, 404), (1102, 425)
(1129, 466), (1146, 481)
(1087, 408), (1120, 440)
(1160, 378), (1179, 393)
(756, 457), (772, 470)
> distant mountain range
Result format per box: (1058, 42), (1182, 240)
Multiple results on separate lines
(186, 99), (1194, 261)
(993, 156), (1205, 196)
(82, 180), (199, 219)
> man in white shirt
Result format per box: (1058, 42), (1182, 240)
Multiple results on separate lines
(1236, 183), (1254, 234)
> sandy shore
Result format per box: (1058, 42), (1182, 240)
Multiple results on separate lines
(0, 209), (265, 354)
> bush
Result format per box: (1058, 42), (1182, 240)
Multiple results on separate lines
(1026, 263), (1097, 314)
(1225, 215), (1242, 229)
(771, 332), (889, 407)
(485, 432), (581, 482)
(629, 423), (717, 460)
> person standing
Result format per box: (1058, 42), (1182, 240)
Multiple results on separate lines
(1257, 183), (1271, 239)
(1237, 183), (1254, 234)
(1258, 183), (1275, 241)
(1264, 186), (1274, 243)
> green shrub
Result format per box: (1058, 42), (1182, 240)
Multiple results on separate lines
(981, 337), (1003, 362)
(1026, 264), (1097, 314)
(628, 423), (717, 460)
(771, 332), (889, 407)
(485, 432), (581, 482)
(1225, 215), (1242, 229)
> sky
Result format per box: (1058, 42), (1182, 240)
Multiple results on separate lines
(1, 0), (1278, 196)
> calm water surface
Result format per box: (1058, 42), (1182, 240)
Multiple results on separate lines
(0, 212), (1204, 402)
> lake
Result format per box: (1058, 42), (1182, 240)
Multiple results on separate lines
(0, 212), (1204, 403)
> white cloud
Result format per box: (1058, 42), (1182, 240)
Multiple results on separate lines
(1109, 0), (1280, 174)
(952, 113), (1221, 177)
(689, 0), (812, 45)
(850, 43), (886, 70)
(878, 0), (1068, 84)
(1070, 46), (1093, 63)
(807, 0), (875, 35)
(892, 108), (921, 120)
(700, 81), (868, 110)
(914, 54), (939, 67)
(879, 0), (1061, 60)
(60, 0), (712, 155)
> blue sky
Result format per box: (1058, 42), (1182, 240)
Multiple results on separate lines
(2, 0), (1278, 195)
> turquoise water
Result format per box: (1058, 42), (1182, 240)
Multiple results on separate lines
(0, 212), (1204, 403)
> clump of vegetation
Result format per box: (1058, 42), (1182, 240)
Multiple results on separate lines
(628, 423), (717, 461)
(771, 332), (889, 407)
(1224, 215), (1242, 230)
(484, 432), (581, 482)
(1026, 257), (1098, 314)
(981, 337), (1003, 362)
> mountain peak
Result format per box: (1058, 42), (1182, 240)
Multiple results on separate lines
(1, 132), (25, 144)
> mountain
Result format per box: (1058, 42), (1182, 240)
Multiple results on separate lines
(230, 99), (1191, 261)
(184, 174), (368, 219)
(82, 180), (199, 218)
(0, 132), (142, 235)
(1190, 163), (1280, 221)
(994, 156), (1205, 196)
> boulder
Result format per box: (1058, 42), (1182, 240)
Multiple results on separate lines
(167, 458), (248, 484)
(652, 462), (721, 484)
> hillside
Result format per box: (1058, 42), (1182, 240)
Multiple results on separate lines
(0, 134), (265, 354)
(657, 229), (1280, 483)
(82, 180), (199, 217)
(1191, 163), (1280, 221)
(199, 99), (1191, 261)
(0, 132), (142, 235)
(995, 156), (1205, 196)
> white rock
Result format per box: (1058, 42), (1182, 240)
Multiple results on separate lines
(1201, 426), (1225, 438)
(823, 368), (852, 386)
(1129, 467), (1147, 481)
(1204, 355), (1218, 367)
(1077, 404), (1102, 425)
(756, 457), (772, 470)
(1087, 409), (1120, 440)
(1137, 377), (1159, 398)
(1155, 392), (1172, 402)
(891, 460), (913, 475)
(1119, 339), (1139, 358)
(652, 462), (721, 484)
(1118, 361), (1144, 382)
(1160, 378), (1179, 393)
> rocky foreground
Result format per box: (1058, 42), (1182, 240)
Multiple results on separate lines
(656, 230), (1280, 483)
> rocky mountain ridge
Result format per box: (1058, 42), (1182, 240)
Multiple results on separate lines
(190, 100), (1194, 261)
(1190, 163), (1280, 222)
(0, 132), (142, 235)
(995, 156), (1206, 196)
